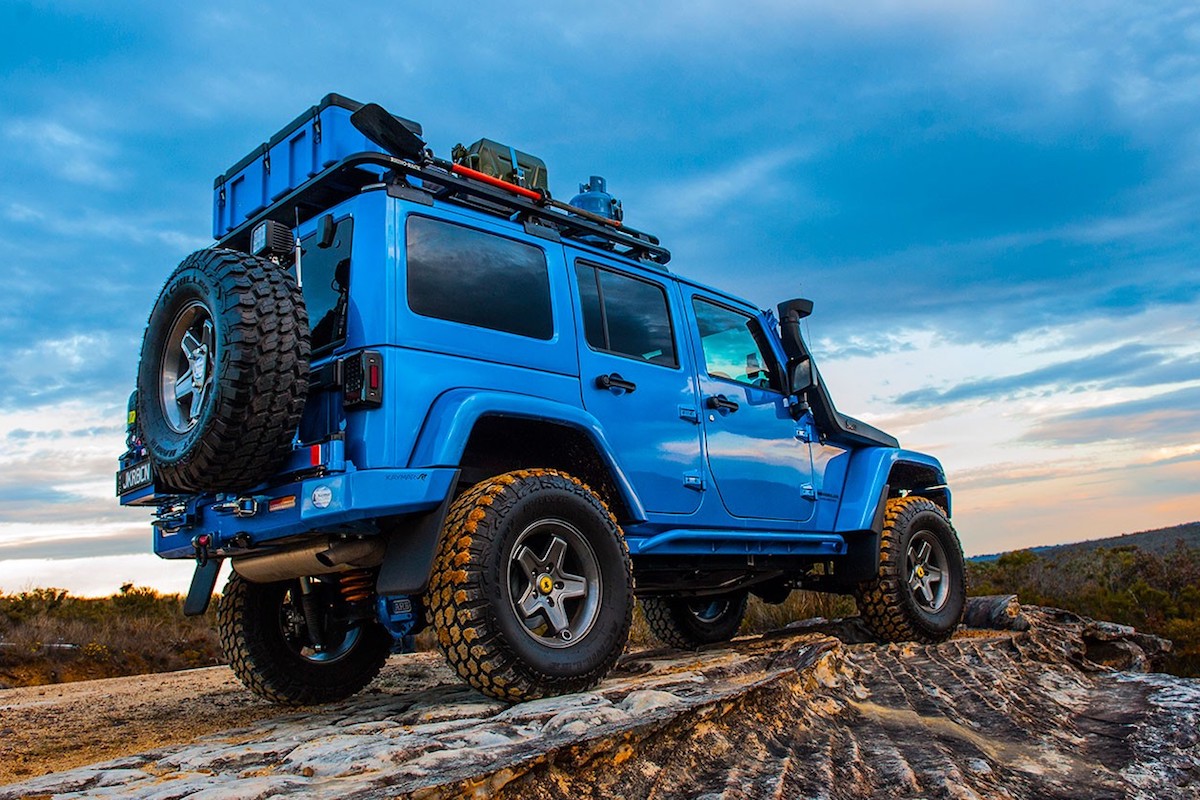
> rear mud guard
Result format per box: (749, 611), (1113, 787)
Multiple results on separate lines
(376, 471), (460, 596)
(184, 558), (222, 616)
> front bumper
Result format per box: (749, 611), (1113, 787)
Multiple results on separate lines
(152, 467), (458, 559)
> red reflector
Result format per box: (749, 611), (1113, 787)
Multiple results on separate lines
(268, 496), (297, 513)
(310, 445), (321, 466)
(369, 364), (380, 390)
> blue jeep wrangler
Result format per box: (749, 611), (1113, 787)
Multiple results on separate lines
(118, 95), (966, 705)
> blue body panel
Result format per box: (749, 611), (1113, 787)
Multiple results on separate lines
(565, 246), (705, 515)
(834, 448), (949, 531)
(408, 388), (648, 523)
(681, 286), (817, 524)
(139, 182), (952, 566)
(153, 467), (457, 559)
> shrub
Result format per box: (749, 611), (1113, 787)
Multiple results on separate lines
(968, 540), (1200, 677)
(0, 586), (223, 688)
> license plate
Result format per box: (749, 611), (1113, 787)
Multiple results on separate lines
(117, 460), (153, 495)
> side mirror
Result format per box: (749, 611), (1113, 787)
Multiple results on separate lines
(788, 357), (815, 394)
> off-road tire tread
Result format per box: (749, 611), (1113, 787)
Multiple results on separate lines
(855, 496), (966, 644)
(217, 573), (391, 706)
(139, 248), (309, 492)
(642, 592), (748, 649)
(426, 469), (634, 702)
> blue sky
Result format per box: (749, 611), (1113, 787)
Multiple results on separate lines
(1, 1), (1197, 595)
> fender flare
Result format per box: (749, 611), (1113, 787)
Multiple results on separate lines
(834, 448), (949, 532)
(408, 389), (647, 523)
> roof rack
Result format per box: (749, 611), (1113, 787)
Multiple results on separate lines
(215, 152), (671, 267)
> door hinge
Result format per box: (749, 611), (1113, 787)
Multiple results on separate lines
(683, 472), (706, 491)
(678, 405), (699, 423)
(801, 483), (817, 501)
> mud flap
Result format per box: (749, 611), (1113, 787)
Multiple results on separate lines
(184, 558), (222, 616)
(376, 472), (459, 596)
(830, 484), (889, 586)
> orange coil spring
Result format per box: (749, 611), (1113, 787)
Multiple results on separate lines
(339, 570), (374, 604)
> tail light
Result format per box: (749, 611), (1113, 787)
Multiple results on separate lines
(343, 350), (383, 409)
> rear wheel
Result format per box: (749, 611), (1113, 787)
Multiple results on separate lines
(642, 591), (749, 649)
(218, 573), (392, 705)
(855, 496), (966, 643)
(426, 469), (634, 702)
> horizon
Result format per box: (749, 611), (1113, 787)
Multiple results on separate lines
(1, 519), (1194, 599)
(2, 2), (1198, 597)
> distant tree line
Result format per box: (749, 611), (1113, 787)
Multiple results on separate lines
(968, 541), (1200, 677)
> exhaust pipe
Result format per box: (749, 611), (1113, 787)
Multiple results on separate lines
(232, 537), (385, 584)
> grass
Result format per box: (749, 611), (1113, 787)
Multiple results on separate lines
(0, 585), (222, 689)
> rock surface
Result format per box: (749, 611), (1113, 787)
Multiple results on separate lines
(1, 598), (1197, 799)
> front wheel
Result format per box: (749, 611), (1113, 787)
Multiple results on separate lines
(855, 496), (966, 643)
(217, 573), (392, 705)
(642, 591), (748, 649)
(426, 469), (634, 702)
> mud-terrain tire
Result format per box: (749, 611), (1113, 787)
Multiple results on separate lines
(218, 573), (392, 705)
(137, 248), (308, 492)
(642, 591), (748, 649)
(426, 469), (634, 702)
(855, 496), (966, 643)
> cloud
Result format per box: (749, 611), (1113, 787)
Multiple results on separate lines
(0, 333), (138, 410)
(895, 344), (1200, 406)
(0, 525), (147, 560)
(1022, 385), (1200, 445)
(3, 117), (123, 188)
(814, 333), (918, 361)
(0, 553), (197, 597)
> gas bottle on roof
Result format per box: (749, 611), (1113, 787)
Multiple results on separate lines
(569, 176), (623, 223)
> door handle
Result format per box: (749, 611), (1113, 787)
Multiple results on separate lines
(595, 373), (637, 393)
(706, 394), (739, 413)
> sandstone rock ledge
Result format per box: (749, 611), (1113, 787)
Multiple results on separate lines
(2, 598), (1197, 800)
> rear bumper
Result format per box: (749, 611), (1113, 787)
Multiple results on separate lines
(153, 467), (458, 559)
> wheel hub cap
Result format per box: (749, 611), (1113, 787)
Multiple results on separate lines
(508, 518), (602, 649)
(160, 300), (216, 434)
(906, 530), (950, 613)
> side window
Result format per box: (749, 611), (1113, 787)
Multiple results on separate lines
(575, 262), (678, 367)
(300, 216), (353, 355)
(692, 298), (782, 392)
(406, 216), (553, 340)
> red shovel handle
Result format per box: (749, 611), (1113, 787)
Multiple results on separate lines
(449, 163), (543, 201)
(448, 162), (625, 230)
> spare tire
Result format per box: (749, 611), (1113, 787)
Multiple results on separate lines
(137, 248), (309, 492)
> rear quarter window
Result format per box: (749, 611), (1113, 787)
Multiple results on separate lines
(406, 216), (553, 340)
(300, 216), (353, 355)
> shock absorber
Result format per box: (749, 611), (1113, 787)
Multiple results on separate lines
(297, 576), (327, 652)
(338, 569), (375, 605)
